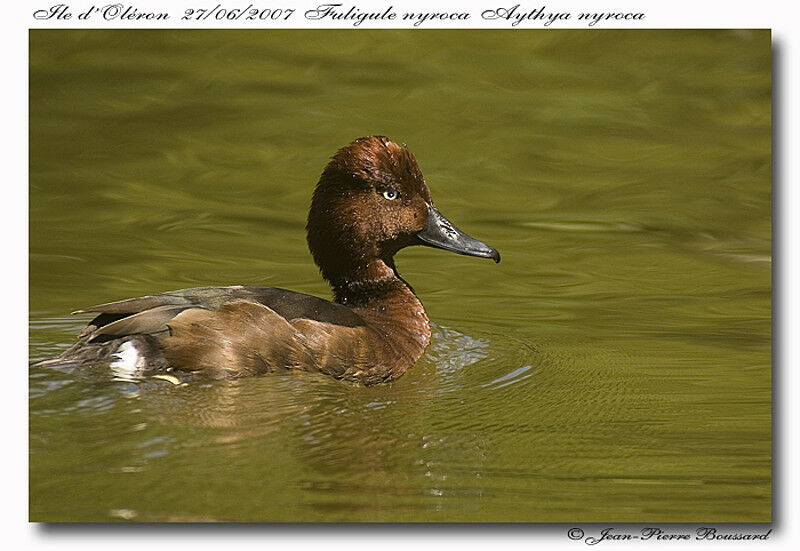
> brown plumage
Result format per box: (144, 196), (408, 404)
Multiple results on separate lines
(43, 136), (499, 385)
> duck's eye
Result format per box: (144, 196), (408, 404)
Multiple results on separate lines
(381, 188), (401, 201)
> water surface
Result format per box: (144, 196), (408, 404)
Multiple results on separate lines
(29, 30), (771, 522)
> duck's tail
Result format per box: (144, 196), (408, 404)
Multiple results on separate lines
(32, 334), (169, 380)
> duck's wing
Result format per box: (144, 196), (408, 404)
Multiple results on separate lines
(77, 285), (365, 342)
(57, 286), (375, 379)
(75, 286), (283, 316)
(74, 287), (233, 342)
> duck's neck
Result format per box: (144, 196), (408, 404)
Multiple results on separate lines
(329, 258), (402, 305)
(329, 258), (431, 356)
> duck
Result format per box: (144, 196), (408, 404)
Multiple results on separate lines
(43, 136), (500, 385)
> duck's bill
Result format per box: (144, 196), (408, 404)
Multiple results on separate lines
(417, 205), (500, 263)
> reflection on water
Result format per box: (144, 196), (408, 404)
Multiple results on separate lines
(29, 30), (770, 522)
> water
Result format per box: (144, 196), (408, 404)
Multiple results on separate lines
(29, 30), (771, 522)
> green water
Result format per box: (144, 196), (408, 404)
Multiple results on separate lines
(29, 30), (771, 522)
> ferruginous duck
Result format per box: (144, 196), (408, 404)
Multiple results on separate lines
(45, 136), (500, 385)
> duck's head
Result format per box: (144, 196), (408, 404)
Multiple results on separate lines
(306, 136), (499, 290)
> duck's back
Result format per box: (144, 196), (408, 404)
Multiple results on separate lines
(45, 285), (410, 383)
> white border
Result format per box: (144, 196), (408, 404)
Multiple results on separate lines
(18, 1), (788, 29)
(7, 0), (797, 548)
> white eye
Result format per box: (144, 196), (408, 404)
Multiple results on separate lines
(381, 188), (400, 200)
